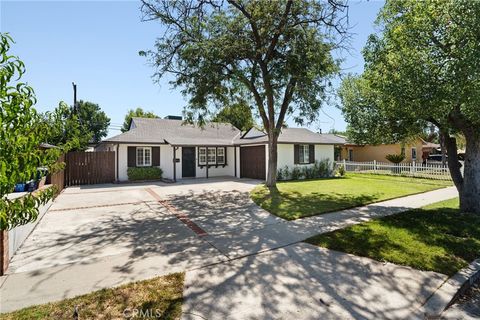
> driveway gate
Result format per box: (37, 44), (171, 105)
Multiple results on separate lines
(65, 151), (115, 186)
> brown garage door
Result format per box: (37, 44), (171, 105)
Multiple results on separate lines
(240, 145), (266, 180)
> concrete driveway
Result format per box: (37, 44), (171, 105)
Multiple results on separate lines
(0, 177), (457, 317)
(1, 178), (260, 312)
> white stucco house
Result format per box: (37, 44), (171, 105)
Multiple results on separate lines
(96, 117), (345, 182)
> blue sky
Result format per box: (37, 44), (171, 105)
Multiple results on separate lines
(1, 0), (384, 137)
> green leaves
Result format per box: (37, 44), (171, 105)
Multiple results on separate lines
(212, 99), (255, 131)
(0, 33), (65, 230)
(385, 153), (406, 164)
(340, 0), (480, 142)
(127, 167), (163, 181)
(43, 100), (110, 148)
(121, 108), (158, 132)
(0, 186), (58, 230)
(141, 0), (344, 128)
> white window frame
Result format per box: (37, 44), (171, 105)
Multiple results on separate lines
(136, 147), (152, 167)
(299, 144), (310, 164)
(198, 147), (207, 165)
(217, 147), (225, 164)
(207, 147), (216, 164)
(411, 147), (417, 161)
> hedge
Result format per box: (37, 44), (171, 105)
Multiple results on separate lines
(127, 167), (163, 181)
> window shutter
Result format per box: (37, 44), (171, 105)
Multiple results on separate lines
(309, 145), (315, 163)
(127, 146), (136, 167)
(224, 147), (227, 165)
(294, 145), (299, 164)
(152, 147), (160, 166)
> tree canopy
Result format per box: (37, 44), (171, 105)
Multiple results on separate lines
(77, 100), (110, 143)
(140, 0), (347, 186)
(212, 99), (255, 131)
(339, 0), (480, 213)
(43, 100), (110, 149)
(121, 107), (158, 132)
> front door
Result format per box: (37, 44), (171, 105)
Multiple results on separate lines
(182, 147), (196, 178)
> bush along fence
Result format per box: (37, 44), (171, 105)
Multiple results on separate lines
(335, 160), (452, 181)
(277, 159), (333, 181)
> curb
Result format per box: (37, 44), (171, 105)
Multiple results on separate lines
(415, 257), (480, 319)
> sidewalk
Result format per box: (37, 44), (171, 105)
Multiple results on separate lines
(182, 242), (447, 320)
(202, 186), (459, 259)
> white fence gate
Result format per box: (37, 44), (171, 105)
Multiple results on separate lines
(335, 160), (452, 181)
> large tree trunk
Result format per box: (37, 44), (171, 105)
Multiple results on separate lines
(265, 133), (278, 187)
(460, 133), (480, 213)
(439, 133), (447, 166)
(444, 130), (480, 214)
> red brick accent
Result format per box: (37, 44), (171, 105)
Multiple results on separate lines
(0, 229), (9, 276)
(145, 188), (208, 237)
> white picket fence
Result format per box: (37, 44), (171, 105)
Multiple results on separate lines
(335, 160), (452, 181)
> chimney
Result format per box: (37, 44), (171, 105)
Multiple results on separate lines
(164, 115), (182, 120)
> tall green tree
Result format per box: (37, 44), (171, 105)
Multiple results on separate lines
(140, 0), (347, 187)
(43, 100), (110, 149)
(212, 99), (255, 131)
(77, 100), (110, 143)
(340, 0), (480, 213)
(0, 33), (63, 230)
(42, 102), (83, 149)
(121, 107), (158, 132)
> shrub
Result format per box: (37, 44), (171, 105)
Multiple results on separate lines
(278, 160), (333, 181)
(303, 166), (315, 179)
(127, 167), (163, 181)
(386, 153), (405, 174)
(277, 168), (284, 181)
(336, 164), (346, 177)
(282, 166), (291, 180)
(386, 153), (405, 164)
(314, 159), (332, 178)
(278, 166), (291, 181)
(290, 167), (302, 180)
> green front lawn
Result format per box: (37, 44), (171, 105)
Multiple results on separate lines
(0, 273), (184, 320)
(251, 174), (452, 220)
(306, 198), (480, 276)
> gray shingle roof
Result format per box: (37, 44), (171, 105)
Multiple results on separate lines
(104, 118), (241, 146)
(102, 118), (346, 146)
(235, 128), (346, 145)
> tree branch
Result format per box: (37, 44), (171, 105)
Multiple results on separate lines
(227, 0), (263, 51)
(276, 77), (297, 131)
(265, 0), (293, 61)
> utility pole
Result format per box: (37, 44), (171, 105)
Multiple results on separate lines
(72, 82), (77, 113)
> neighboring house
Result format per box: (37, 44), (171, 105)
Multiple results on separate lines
(339, 137), (440, 163)
(96, 117), (344, 181)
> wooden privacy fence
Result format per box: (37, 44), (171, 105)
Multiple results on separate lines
(65, 151), (115, 186)
(49, 154), (65, 192)
(335, 160), (453, 181)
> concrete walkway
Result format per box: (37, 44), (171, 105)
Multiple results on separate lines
(172, 186), (458, 259)
(182, 243), (447, 320)
(0, 179), (458, 316)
